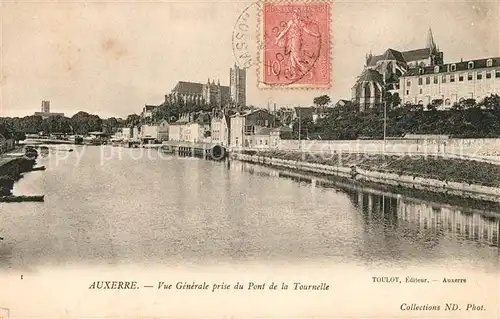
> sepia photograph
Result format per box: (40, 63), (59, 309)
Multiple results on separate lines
(0, 0), (499, 318)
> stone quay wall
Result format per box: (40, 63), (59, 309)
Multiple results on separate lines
(231, 152), (500, 203)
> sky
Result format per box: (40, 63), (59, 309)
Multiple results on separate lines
(1, 0), (499, 119)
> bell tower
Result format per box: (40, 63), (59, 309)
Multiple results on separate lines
(230, 63), (246, 108)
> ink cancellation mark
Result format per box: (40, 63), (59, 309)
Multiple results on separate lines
(258, 0), (331, 89)
(232, 2), (260, 69)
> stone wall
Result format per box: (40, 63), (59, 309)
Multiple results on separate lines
(236, 138), (500, 159)
(232, 152), (500, 203)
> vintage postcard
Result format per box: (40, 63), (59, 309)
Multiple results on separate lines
(0, 0), (499, 318)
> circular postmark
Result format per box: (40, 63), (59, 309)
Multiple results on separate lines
(232, 2), (260, 69)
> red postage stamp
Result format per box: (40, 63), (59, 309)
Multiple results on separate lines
(259, 0), (331, 89)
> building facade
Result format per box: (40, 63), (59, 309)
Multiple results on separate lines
(167, 79), (230, 107)
(118, 127), (132, 140)
(352, 28), (443, 111)
(168, 123), (183, 142)
(230, 63), (246, 107)
(399, 57), (500, 108)
(158, 120), (169, 141)
(167, 112), (211, 144)
(140, 124), (159, 140)
(229, 109), (276, 148)
(168, 65), (246, 108)
(249, 128), (290, 149)
(141, 105), (155, 120)
(211, 111), (230, 146)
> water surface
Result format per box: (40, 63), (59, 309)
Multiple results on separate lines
(0, 145), (498, 273)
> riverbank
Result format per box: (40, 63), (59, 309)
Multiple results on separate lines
(231, 150), (500, 203)
(0, 148), (37, 196)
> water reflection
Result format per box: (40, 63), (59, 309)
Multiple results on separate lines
(235, 161), (500, 249)
(1, 152), (498, 271)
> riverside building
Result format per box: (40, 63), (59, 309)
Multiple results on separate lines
(399, 57), (500, 109)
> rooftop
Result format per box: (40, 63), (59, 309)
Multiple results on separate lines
(355, 69), (384, 84)
(402, 57), (500, 77)
(172, 81), (230, 94)
(368, 48), (432, 67)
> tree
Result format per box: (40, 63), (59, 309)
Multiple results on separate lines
(292, 117), (314, 140)
(102, 117), (119, 134)
(126, 114), (141, 127)
(71, 112), (103, 134)
(313, 95), (331, 108)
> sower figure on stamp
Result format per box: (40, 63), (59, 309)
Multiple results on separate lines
(275, 9), (321, 78)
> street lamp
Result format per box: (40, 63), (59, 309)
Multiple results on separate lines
(383, 100), (387, 154)
(298, 111), (301, 150)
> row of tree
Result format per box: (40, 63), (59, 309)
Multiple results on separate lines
(288, 94), (500, 140)
(4, 93), (500, 140)
(0, 111), (146, 137)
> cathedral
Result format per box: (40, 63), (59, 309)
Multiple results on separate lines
(167, 64), (246, 108)
(351, 28), (443, 111)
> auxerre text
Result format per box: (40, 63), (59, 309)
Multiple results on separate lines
(371, 276), (467, 284)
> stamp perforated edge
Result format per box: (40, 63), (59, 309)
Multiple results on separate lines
(256, 0), (332, 90)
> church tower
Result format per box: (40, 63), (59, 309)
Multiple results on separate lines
(230, 63), (246, 108)
(426, 27), (437, 52)
(426, 27), (443, 65)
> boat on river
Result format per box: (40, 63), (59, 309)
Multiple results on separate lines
(0, 195), (45, 203)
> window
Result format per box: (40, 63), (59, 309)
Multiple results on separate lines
(244, 125), (254, 134)
(459, 74), (464, 82)
(418, 78), (423, 85)
(406, 90), (409, 95)
(442, 75), (447, 83)
(477, 73), (483, 80)
(265, 140), (268, 145)
(433, 76), (438, 84)
(487, 59), (493, 67)
(406, 81), (411, 87)
(486, 72), (492, 79)
(419, 88), (423, 94)
(450, 64), (456, 72)
(450, 75), (455, 82)
(496, 71), (500, 78)
(468, 73), (473, 81)
(468, 61), (474, 69)
(434, 66), (439, 73)
(426, 77), (430, 85)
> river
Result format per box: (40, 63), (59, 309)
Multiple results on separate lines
(0, 145), (498, 317)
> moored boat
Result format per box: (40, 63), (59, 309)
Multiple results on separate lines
(24, 146), (39, 159)
(0, 195), (45, 203)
